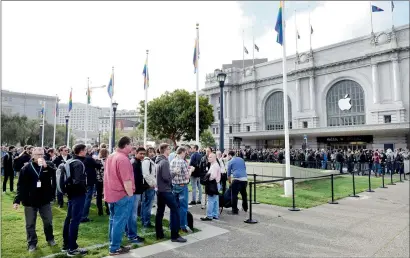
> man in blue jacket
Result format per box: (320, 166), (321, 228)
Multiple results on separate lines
(227, 150), (248, 215)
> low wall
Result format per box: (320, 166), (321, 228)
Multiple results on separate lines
(245, 162), (337, 184)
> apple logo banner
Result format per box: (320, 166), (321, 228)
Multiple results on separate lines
(338, 94), (352, 111)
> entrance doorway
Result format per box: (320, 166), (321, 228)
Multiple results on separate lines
(326, 142), (367, 151)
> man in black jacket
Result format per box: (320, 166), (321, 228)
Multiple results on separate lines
(13, 145), (33, 177)
(2, 145), (16, 193)
(53, 146), (72, 208)
(80, 147), (102, 223)
(62, 144), (88, 256)
(13, 147), (56, 252)
(125, 147), (146, 244)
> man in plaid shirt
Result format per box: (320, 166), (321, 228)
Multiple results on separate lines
(170, 146), (192, 233)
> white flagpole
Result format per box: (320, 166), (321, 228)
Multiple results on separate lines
(242, 29), (245, 77)
(53, 95), (58, 149)
(85, 77), (89, 145)
(252, 27), (255, 69)
(370, 1), (374, 34)
(195, 23), (200, 146)
(309, 7), (312, 51)
(391, 1), (394, 29)
(41, 101), (46, 147)
(108, 67), (114, 152)
(295, 10), (298, 54)
(144, 50), (149, 148)
(281, 1), (292, 197)
(67, 88), (72, 148)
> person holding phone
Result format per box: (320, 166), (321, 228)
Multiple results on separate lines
(13, 147), (56, 253)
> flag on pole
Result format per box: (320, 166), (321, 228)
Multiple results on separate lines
(372, 5), (384, 12)
(86, 87), (91, 104)
(275, 1), (284, 45)
(297, 31), (300, 39)
(391, 1), (394, 11)
(244, 46), (249, 54)
(254, 44), (259, 52)
(40, 105), (44, 119)
(68, 89), (73, 112)
(143, 57), (149, 89)
(311, 25), (314, 34)
(193, 38), (199, 73)
(107, 72), (114, 99)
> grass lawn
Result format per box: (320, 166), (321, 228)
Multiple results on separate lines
(253, 174), (404, 208)
(1, 181), (197, 258)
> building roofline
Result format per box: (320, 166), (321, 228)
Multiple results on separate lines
(2, 89), (57, 100)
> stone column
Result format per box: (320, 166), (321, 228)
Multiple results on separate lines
(254, 87), (258, 130)
(392, 59), (402, 102)
(372, 64), (379, 104)
(295, 78), (301, 112)
(309, 76), (316, 111)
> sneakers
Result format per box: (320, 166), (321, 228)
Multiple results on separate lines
(48, 240), (56, 247)
(213, 217), (219, 220)
(196, 201), (202, 205)
(109, 246), (131, 256)
(171, 236), (187, 243)
(189, 201), (197, 205)
(28, 245), (36, 252)
(129, 236), (145, 244)
(61, 246), (69, 252)
(200, 217), (212, 221)
(67, 248), (88, 256)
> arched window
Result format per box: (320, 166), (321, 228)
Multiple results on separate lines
(265, 91), (292, 130)
(326, 79), (365, 127)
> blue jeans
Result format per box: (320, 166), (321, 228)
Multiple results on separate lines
(82, 185), (95, 219)
(172, 184), (188, 230)
(155, 192), (180, 240)
(125, 194), (142, 240)
(108, 195), (133, 253)
(63, 195), (86, 250)
(374, 163), (382, 175)
(141, 189), (156, 227)
(191, 177), (202, 202)
(206, 194), (219, 218)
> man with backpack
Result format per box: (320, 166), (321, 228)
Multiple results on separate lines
(60, 144), (88, 256)
(13, 147), (56, 253)
(141, 147), (157, 229)
(53, 146), (72, 208)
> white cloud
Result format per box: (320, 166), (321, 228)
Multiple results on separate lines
(2, 1), (251, 110)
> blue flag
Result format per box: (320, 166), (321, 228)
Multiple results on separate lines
(372, 5), (384, 12)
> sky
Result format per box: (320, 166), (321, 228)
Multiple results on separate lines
(2, 1), (409, 110)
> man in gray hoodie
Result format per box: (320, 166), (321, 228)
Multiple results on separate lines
(155, 143), (187, 243)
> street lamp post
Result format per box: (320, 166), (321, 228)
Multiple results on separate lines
(215, 69), (227, 152)
(98, 131), (101, 147)
(39, 123), (43, 147)
(65, 115), (70, 146)
(111, 102), (118, 153)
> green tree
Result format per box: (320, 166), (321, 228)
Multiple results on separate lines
(200, 129), (216, 149)
(139, 89), (214, 146)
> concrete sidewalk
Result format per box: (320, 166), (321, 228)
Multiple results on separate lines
(110, 181), (409, 257)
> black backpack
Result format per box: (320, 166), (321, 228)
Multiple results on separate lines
(56, 159), (85, 195)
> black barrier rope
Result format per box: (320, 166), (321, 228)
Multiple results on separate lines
(289, 177), (300, 211)
(252, 174), (260, 205)
(349, 171), (360, 198)
(328, 174), (338, 204)
(366, 166), (375, 193)
(244, 182), (258, 224)
(381, 170), (388, 189)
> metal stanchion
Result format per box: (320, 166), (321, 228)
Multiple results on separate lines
(252, 174), (260, 204)
(380, 170), (388, 189)
(328, 174), (338, 204)
(289, 177), (300, 211)
(349, 171), (360, 198)
(244, 182), (258, 224)
(366, 165), (374, 192)
(388, 166), (396, 185)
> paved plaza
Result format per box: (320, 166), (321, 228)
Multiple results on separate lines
(110, 181), (409, 257)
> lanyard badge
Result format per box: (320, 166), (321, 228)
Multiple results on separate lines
(31, 162), (42, 188)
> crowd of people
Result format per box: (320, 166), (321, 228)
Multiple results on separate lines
(2, 138), (249, 256)
(215, 147), (409, 175)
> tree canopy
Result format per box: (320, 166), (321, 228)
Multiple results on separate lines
(200, 129), (216, 149)
(1, 113), (74, 147)
(139, 89), (214, 146)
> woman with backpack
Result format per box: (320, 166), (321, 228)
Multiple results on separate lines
(96, 148), (109, 216)
(200, 153), (221, 221)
